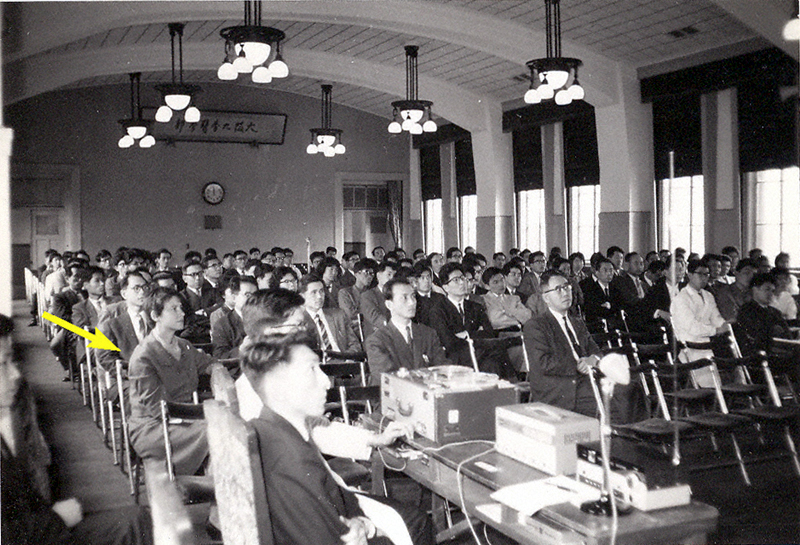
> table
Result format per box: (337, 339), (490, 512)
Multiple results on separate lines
(366, 419), (719, 545)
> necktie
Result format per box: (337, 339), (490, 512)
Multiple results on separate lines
(563, 316), (582, 359)
(635, 277), (645, 298)
(314, 313), (333, 351)
(135, 314), (146, 341)
(603, 286), (609, 299)
(458, 303), (465, 324)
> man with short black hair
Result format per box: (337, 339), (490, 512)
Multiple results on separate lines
(309, 251), (325, 271)
(211, 275), (257, 359)
(734, 272), (793, 357)
(364, 278), (448, 383)
(714, 258), (757, 321)
(359, 262), (396, 338)
(49, 263), (85, 380)
(580, 257), (619, 328)
(611, 251), (646, 314)
(178, 260), (214, 344)
(202, 255), (225, 305)
(339, 251), (360, 289)
(410, 262), (446, 327)
(97, 272), (150, 373)
(249, 247), (261, 260)
(606, 246), (625, 273)
(300, 275), (361, 354)
(492, 252), (507, 269)
(445, 247), (462, 264)
(371, 246), (386, 262)
(412, 249), (426, 263)
(73, 266), (106, 331)
(671, 260), (728, 363)
(338, 259), (375, 325)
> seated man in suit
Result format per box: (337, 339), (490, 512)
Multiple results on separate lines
(611, 251), (646, 316)
(359, 262), (397, 339)
(300, 275), (362, 355)
(502, 261), (527, 304)
(518, 251), (547, 304)
(240, 332), (433, 545)
(523, 270), (601, 416)
(178, 259), (217, 344)
(49, 262), (85, 380)
(315, 257), (342, 309)
(96, 272), (150, 384)
(579, 256), (620, 330)
(714, 258), (756, 322)
(338, 258), (375, 325)
(410, 262), (447, 327)
(201, 255), (225, 305)
(428, 263), (514, 379)
(338, 251), (360, 289)
(734, 272), (794, 357)
(211, 275), (257, 359)
(364, 278), (448, 384)
(72, 266), (106, 331)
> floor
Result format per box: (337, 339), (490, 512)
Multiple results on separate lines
(12, 299), (800, 545)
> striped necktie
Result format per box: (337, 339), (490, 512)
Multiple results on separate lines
(314, 312), (333, 351)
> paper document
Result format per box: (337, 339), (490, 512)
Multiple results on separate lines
(490, 475), (599, 516)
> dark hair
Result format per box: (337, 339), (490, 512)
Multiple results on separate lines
(270, 247), (285, 255)
(325, 246), (337, 254)
(593, 256), (613, 270)
(255, 264), (274, 279)
(375, 261), (398, 274)
(239, 330), (317, 380)
(298, 274), (325, 294)
(145, 286), (180, 319)
(686, 259), (709, 274)
(721, 246), (739, 257)
(342, 251), (359, 262)
(157, 248), (172, 258)
(233, 250), (248, 259)
(551, 256), (570, 271)
(152, 270), (175, 284)
(181, 259), (203, 274)
(569, 252), (585, 264)
(446, 247), (462, 259)
(492, 252), (505, 260)
(411, 261), (432, 278)
(720, 254), (732, 264)
(353, 258), (377, 274)
(502, 262), (524, 276)
(624, 252), (639, 263)
(113, 249), (131, 266)
(96, 249), (112, 262)
(438, 262), (464, 284)
(771, 266), (791, 279)
(249, 247), (261, 255)
(0, 313), (14, 337)
(315, 257), (340, 277)
(647, 260), (667, 274)
(540, 270), (567, 290)
(205, 248), (218, 258)
(427, 252), (442, 261)
(383, 277), (413, 300)
(530, 251), (545, 262)
(701, 254), (721, 264)
(184, 250), (202, 263)
(223, 253), (234, 260)
(606, 246), (624, 258)
(228, 275), (258, 293)
(735, 258), (757, 272)
(77, 266), (104, 284)
(269, 266), (299, 289)
(120, 271), (147, 290)
(202, 255), (222, 269)
(750, 272), (775, 289)
(481, 266), (504, 285)
(241, 289), (306, 338)
(413, 249), (425, 259)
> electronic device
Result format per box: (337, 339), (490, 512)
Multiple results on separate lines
(495, 403), (600, 475)
(576, 438), (685, 489)
(380, 366), (517, 444)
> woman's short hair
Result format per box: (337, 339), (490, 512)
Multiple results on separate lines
(240, 330), (316, 379)
(145, 286), (180, 318)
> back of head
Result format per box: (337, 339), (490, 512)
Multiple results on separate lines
(241, 288), (305, 338)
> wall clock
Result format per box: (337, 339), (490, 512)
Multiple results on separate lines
(202, 181), (225, 205)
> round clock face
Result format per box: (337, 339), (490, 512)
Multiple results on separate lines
(202, 182), (225, 205)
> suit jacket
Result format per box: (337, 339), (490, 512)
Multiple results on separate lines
(628, 277), (671, 334)
(49, 288), (81, 321)
(359, 287), (390, 340)
(72, 298), (101, 330)
(338, 284), (367, 323)
(211, 309), (245, 359)
(303, 308), (362, 354)
(414, 292), (447, 327)
(734, 300), (792, 357)
(611, 273), (643, 314)
(323, 283), (340, 309)
(714, 282), (751, 322)
(251, 407), (363, 545)
(579, 277), (620, 328)
(364, 322), (449, 384)
(202, 279), (225, 307)
(517, 271), (541, 300)
(523, 311), (600, 412)
(337, 270), (356, 289)
(428, 297), (495, 367)
(178, 288), (213, 344)
(96, 304), (147, 370)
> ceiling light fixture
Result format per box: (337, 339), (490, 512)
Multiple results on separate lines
(523, 0), (584, 106)
(118, 73), (155, 149)
(307, 84), (345, 157)
(388, 46), (437, 134)
(155, 23), (201, 123)
(218, 0), (288, 83)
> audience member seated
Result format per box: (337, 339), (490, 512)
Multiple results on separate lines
(606, 245), (625, 274)
(0, 315), (154, 545)
(316, 257), (342, 309)
(502, 260), (527, 304)
(299, 275), (361, 354)
(359, 262), (396, 339)
(523, 271), (605, 417)
(518, 251), (546, 304)
(178, 260), (216, 344)
(48, 262), (84, 380)
(611, 251), (646, 315)
(128, 287), (213, 476)
(628, 260), (672, 336)
(210, 275), (257, 359)
(482, 267), (531, 330)
(714, 258), (756, 322)
(43, 253), (67, 306)
(411, 262), (446, 327)
(96, 272), (150, 373)
(269, 265), (300, 292)
(734, 272), (794, 357)
(364, 278), (448, 384)
(579, 256), (620, 330)
(770, 267), (798, 320)
(201, 255), (225, 304)
(72, 266), (106, 331)
(428, 263), (513, 378)
(339, 251), (359, 289)
(239, 332), (433, 545)
(338, 258), (375, 325)
(671, 259), (728, 364)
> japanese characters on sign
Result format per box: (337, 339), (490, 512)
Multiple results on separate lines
(144, 109), (287, 144)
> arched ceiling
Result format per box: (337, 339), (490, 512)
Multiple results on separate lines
(2, 0), (792, 131)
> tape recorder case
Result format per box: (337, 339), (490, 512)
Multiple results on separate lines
(381, 366), (518, 444)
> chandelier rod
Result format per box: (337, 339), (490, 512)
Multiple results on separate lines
(129, 73), (136, 120)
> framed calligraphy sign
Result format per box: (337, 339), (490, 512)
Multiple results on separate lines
(143, 108), (287, 145)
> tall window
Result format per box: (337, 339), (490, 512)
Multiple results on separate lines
(659, 175), (704, 255)
(458, 194), (477, 250)
(748, 167), (800, 259)
(423, 199), (443, 255)
(569, 185), (600, 255)
(517, 189), (546, 251)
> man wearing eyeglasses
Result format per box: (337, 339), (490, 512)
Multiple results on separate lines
(518, 251), (547, 309)
(178, 260), (213, 344)
(523, 270), (602, 416)
(96, 272), (150, 374)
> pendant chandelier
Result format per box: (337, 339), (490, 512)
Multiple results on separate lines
(523, 0), (584, 106)
(307, 85), (345, 157)
(388, 46), (437, 134)
(118, 73), (155, 149)
(155, 23), (201, 123)
(218, 0), (288, 83)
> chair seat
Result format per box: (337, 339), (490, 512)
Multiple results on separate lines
(174, 475), (216, 504)
(721, 383), (766, 396)
(735, 406), (800, 422)
(326, 457), (371, 489)
(615, 418), (694, 438)
(680, 412), (751, 430)
(670, 388), (716, 402)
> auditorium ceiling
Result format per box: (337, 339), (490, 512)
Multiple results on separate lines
(2, 0), (795, 123)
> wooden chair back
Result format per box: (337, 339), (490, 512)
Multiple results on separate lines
(210, 363), (240, 414)
(204, 400), (273, 545)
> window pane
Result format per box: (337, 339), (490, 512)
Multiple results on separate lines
(459, 195), (477, 250)
(660, 175), (704, 254)
(751, 166), (800, 260)
(569, 185), (600, 254)
(517, 189), (545, 251)
(424, 199), (443, 255)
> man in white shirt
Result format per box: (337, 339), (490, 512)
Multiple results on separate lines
(671, 259), (728, 366)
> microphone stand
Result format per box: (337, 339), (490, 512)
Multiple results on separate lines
(581, 367), (632, 516)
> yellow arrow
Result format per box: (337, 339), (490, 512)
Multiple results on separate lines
(42, 312), (121, 352)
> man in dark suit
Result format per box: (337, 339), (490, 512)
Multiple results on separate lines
(365, 278), (448, 384)
(201, 255), (225, 306)
(239, 333), (433, 545)
(211, 275), (257, 359)
(96, 272), (150, 373)
(523, 270), (602, 416)
(359, 262), (397, 339)
(611, 251), (646, 316)
(338, 251), (360, 289)
(316, 257), (342, 309)
(518, 251), (546, 303)
(428, 263), (513, 378)
(49, 262), (84, 379)
(178, 260), (216, 344)
(628, 260), (672, 338)
(72, 266), (105, 330)
(410, 263), (447, 327)
(579, 257), (621, 330)
(301, 275), (362, 354)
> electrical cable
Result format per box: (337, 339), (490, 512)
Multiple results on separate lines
(456, 446), (496, 545)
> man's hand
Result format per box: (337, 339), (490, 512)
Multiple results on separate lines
(455, 331), (469, 340)
(577, 355), (599, 375)
(654, 309), (671, 321)
(340, 516), (374, 545)
(53, 498), (83, 528)
(716, 324), (731, 336)
(370, 421), (413, 447)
